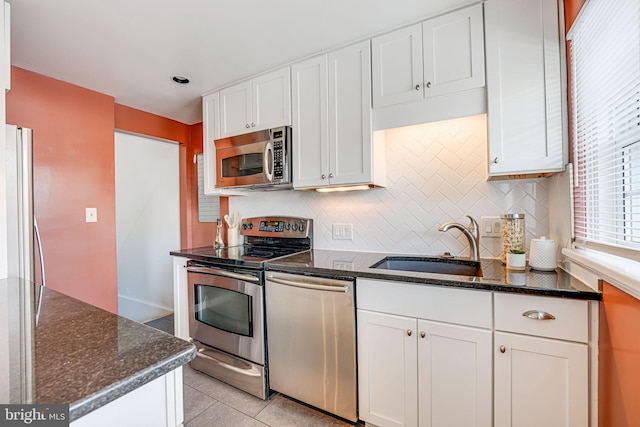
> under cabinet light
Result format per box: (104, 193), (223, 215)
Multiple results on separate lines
(315, 185), (372, 193)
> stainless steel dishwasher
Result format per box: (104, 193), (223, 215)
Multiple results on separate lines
(265, 272), (357, 422)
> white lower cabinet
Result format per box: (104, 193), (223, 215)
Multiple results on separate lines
(493, 293), (590, 427)
(494, 332), (588, 427)
(357, 279), (492, 427)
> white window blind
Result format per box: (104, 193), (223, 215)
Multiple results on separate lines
(570, 0), (640, 255)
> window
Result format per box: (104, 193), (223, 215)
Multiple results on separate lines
(570, 0), (640, 256)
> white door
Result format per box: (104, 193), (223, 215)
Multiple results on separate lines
(494, 331), (589, 427)
(328, 40), (373, 186)
(252, 67), (291, 132)
(219, 80), (252, 137)
(372, 24), (424, 108)
(418, 320), (492, 427)
(291, 54), (329, 189)
(357, 309), (418, 427)
(115, 132), (179, 323)
(423, 4), (485, 98)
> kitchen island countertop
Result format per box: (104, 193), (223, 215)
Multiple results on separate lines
(0, 277), (195, 421)
(264, 249), (601, 300)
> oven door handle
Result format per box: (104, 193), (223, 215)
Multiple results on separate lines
(266, 275), (350, 293)
(187, 266), (260, 283)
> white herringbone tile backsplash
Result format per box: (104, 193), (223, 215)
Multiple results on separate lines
(230, 114), (549, 258)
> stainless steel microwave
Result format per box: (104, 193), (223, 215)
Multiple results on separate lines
(215, 126), (292, 190)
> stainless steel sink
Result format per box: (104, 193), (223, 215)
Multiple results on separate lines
(370, 256), (483, 277)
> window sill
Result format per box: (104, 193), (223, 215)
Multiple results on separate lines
(562, 247), (640, 300)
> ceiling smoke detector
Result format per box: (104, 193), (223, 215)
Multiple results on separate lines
(172, 76), (190, 84)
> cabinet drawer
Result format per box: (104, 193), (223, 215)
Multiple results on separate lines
(356, 278), (492, 328)
(494, 293), (588, 343)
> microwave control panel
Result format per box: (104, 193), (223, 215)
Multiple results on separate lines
(241, 216), (312, 239)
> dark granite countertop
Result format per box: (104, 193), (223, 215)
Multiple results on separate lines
(0, 277), (196, 421)
(263, 249), (602, 301)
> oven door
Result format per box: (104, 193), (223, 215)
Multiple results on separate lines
(187, 264), (264, 365)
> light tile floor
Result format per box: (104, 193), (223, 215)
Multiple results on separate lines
(145, 315), (357, 427)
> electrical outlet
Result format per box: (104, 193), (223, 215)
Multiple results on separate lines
(333, 261), (354, 270)
(480, 216), (501, 237)
(332, 223), (353, 240)
(86, 207), (98, 223)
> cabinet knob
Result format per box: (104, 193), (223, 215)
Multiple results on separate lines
(415, 84), (421, 91)
(492, 157), (499, 164)
(420, 331), (426, 338)
(426, 81), (431, 88)
(329, 173), (334, 178)
(251, 123), (255, 127)
(321, 174), (326, 180)
(407, 330), (413, 337)
(499, 345), (506, 354)
(245, 124), (250, 128)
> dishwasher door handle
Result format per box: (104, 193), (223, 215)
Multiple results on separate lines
(267, 275), (350, 293)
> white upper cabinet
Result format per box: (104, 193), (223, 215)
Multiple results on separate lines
(372, 24), (424, 108)
(219, 67), (291, 138)
(423, 4), (485, 98)
(372, 4), (485, 109)
(202, 92), (246, 196)
(292, 41), (385, 190)
(485, 0), (565, 177)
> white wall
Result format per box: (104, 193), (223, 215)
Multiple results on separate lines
(115, 132), (179, 323)
(231, 114), (551, 258)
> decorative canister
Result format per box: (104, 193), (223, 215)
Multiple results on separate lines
(529, 236), (557, 271)
(501, 213), (525, 263)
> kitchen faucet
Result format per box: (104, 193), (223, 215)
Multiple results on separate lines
(438, 215), (480, 262)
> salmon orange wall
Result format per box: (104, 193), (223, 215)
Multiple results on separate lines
(6, 67), (118, 312)
(7, 66), (228, 313)
(599, 281), (640, 426)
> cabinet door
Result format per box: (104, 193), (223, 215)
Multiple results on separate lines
(372, 24), (424, 108)
(328, 41), (373, 186)
(219, 80), (252, 137)
(423, 3), (485, 98)
(202, 92), (220, 195)
(418, 320), (492, 427)
(252, 67), (291, 132)
(357, 309), (418, 427)
(485, 0), (564, 176)
(494, 332), (588, 427)
(291, 55), (329, 189)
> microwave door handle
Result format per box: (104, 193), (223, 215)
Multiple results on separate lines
(264, 142), (274, 183)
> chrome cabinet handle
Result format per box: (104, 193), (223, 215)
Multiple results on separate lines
(251, 122), (255, 127)
(329, 173), (334, 178)
(522, 310), (556, 321)
(415, 84), (421, 91)
(420, 331), (426, 338)
(499, 345), (506, 353)
(492, 157), (499, 164)
(321, 174), (326, 179)
(245, 124), (250, 128)
(426, 81), (431, 88)
(407, 330), (413, 337)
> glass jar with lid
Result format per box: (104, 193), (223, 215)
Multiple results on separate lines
(501, 213), (525, 263)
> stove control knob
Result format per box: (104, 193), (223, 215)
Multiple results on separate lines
(292, 224), (298, 231)
(299, 224), (305, 232)
(242, 224), (248, 230)
(248, 223), (254, 230)
(285, 223), (291, 230)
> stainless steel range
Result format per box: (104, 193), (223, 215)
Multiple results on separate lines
(186, 216), (312, 399)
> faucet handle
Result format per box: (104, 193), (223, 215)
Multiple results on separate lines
(465, 215), (479, 241)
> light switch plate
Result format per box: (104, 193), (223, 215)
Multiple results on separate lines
(86, 207), (98, 223)
(480, 216), (500, 237)
(332, 223), (353, 240)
